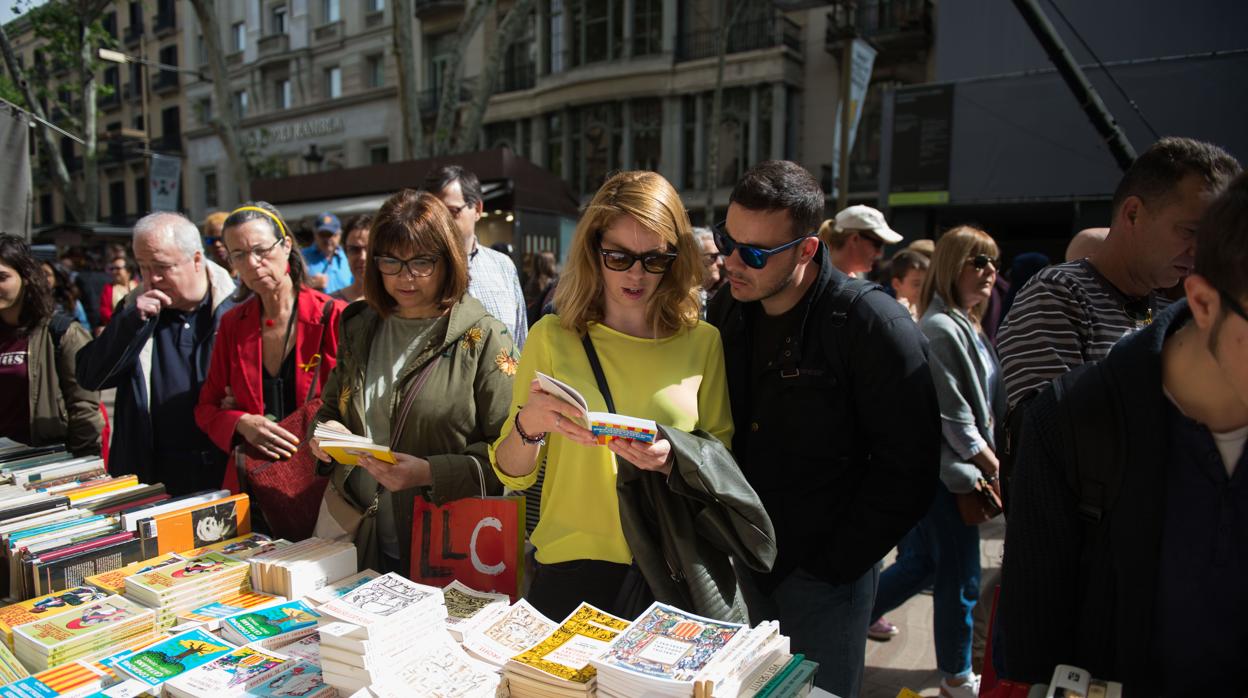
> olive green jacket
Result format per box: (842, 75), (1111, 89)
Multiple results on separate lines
(313, 294), (517, 573)
(28, 316), (102, 456)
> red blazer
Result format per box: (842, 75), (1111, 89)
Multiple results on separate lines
(194, 287), (346, 491)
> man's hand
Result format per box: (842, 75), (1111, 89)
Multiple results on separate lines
(134, 288), (173, 321)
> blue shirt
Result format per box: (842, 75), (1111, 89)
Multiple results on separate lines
(1153, 401), (1248, 694)
(301, 245), (353, 295)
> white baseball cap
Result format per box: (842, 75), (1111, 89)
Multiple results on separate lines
(833, 205), (903, 245)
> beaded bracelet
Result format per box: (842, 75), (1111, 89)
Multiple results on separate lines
(513, 409), (547, 446)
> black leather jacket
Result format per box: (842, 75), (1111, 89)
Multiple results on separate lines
(708, 245), (940, 591)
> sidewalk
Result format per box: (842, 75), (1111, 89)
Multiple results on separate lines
(862, 517), (1006, 698)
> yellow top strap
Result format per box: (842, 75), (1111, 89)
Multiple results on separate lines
(229, 205), (289, 240)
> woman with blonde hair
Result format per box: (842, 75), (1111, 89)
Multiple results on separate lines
(871, 225), (1005, 698)
(491, 171), (772, 622)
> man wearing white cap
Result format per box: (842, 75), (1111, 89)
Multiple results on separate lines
(820, 204), (903, 277)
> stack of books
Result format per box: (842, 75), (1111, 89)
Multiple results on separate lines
(163, 645), (295, 698)
(247, 659), (338, 698)
(83, 552), (185, 594)
(111, 627), (238, 691)
(123, 553), (251, 629)
(0, 586), (109, 650)
(315, 573), (448, 693)
(0, 640), (26, 685)
(247, 538), (356, 599)
(0, 658), (109, 697)
(304, 569), (381, 608)
(218, 599), (321, 647)
(177, 589), (286, 631)
(442, 579), (509, 642)
(312, 423), (396, 465)
(369, 636), (501, 698)
(12, 595), (157, 671)
(461, 599), (556, 667)
(504, 602), (631, 697)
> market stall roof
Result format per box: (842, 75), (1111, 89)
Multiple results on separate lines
(251, 148), (579, 219)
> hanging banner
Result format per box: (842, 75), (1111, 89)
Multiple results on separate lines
(831, 38), (877, 198)
(0, 108), (33, 240)
(150, 152), (182, 212)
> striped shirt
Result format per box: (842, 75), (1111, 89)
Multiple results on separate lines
(997, 259), (1172, 408)
(468, 243), (528, 349)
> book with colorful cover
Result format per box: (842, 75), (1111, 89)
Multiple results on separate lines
(123, 553), (249, 601)
(219, 600), (320, 645)
(535, 372), (658, 443)
(177, 590), (284, 629)
(136, 494), (251, 558)
(508, 603), (630, 685)
(182, 532), (281, 561)
(0, 660), (107, 698)
(163, 646), (293, 698)
(591, 601), (746, 685)
(0, 586), (109, 650)
(13, 596), (155, 658)
(0, 636), (28, 684)
(249, 660), (337, 698)
(113, 628), (236, 686)
(82, 552), (184, 594)
(442, 579), (509, 639)
(303, 569), (380, 606)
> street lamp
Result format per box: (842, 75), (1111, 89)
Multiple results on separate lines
(303, 144), (324, 174)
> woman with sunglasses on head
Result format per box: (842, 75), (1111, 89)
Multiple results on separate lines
(492, 171), (772, 622)
(869, 225), (1005, 698)
(308, 190), (517, 573)
(194, 202), (346, 493)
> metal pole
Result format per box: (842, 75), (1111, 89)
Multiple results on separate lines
(1011, 0), (1136, 171)
(837, 37), (852, 211)
(140, 31), (151, 206)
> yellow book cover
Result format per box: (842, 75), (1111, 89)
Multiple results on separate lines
(83, 553), (184, 594)
(508, 603), (630, 684)
(0, 586), (109, 650)
(63, 475), (140, 503)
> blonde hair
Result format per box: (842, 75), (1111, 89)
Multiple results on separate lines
(918, 225), (1000, 324)
(553, 171), (702, 336)
(818, 219), (853, 249)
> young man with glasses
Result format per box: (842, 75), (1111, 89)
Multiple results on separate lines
(820, 205), (904, 278)
(1001, 171), (1248, 695)
(76, 212), (238, 496)
(424, 166), (527, 349)
(707, 160), (940, 698)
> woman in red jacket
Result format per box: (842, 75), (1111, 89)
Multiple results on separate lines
(195, 202), (346, 492)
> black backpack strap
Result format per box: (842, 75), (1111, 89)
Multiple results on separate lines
(1054, 363), (1123, 524)
(819, 278), (881, 384)
(48, 312), (74, 351)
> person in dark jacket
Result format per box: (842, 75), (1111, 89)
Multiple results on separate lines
(707, 161), (941, 697)
(1000, 172), (1248, 695)
(77, 213), (238, 495)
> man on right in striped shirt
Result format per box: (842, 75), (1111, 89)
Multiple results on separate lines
(997, 137), (1240, 411)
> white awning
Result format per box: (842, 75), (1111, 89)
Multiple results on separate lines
(272, 193), (392, 221)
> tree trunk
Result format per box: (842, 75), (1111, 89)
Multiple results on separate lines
(432, 0), (494, 156)
(77, 19), (99, 222)
(704, 0), (748, 225)
(0, 21), (84, 222)
(456, 0), (534, 153)
(188, 0), (250, 203)
(391, 0), (423, 159)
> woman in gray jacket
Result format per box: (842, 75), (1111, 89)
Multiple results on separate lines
(869, 225), (1005, 698)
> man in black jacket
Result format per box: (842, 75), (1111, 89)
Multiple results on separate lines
(77, 212), (237, 496)
(1000, 173), (1248, 694)
(708, 161), (940, 697)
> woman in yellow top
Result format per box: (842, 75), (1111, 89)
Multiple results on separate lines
(491, 171), (737, 621)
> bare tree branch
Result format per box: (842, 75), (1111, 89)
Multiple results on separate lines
(456, 0), (534, 153)
(391, 0), (424, 159)
(432, 0), (494, 156)
(189, 0), (250, 202)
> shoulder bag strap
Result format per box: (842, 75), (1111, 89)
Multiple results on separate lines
(581, 333), (616, 413)
(388, 355), (442, 449)
(303, 299), (337, 403)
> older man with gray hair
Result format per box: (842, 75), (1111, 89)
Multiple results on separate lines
(77, 212), (237, 495)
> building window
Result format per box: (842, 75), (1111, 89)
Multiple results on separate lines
(160, 105), (181, 149)
(427, 33), (456, 96)
(367, 0), (384, 11)
(195, 33), (205, 64)
(571, 102), (619, 195)
(569, 0), (623, 67)
(232, 22), (245, 52)
(135, 176), (148, 213)
(270, 5), (287, 34)
(631, 98), (661, 170)
(109, 180), (126, 224)
(197, 97), (213, 125)
(324, 66), (342, 99)
(547, 0), (564, 74)
(323, 0), (340, 23)
(365, 54), (384, 89)
(546, 113), (563, 178)
(233, 90), (248, 119)
(368, 143), (389, 164)
(633, 0), (662, 56)
(203, 170), (219, 208)
(275, 79), (292, 109)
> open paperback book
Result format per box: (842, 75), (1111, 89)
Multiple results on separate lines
(535, 372), (658, 443)
(312, 424), (397, 465)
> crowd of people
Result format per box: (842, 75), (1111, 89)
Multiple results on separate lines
(0, 137), (1245, 697)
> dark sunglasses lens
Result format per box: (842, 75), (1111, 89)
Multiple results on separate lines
(739, 246), (769, 269)
(641, 254), (675, 273)
(601, 251), (635, 272)
(713, 228), (733, 256)
(972, 255), (991, 270)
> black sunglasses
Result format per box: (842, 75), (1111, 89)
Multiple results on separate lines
(713, 221), (814, 270)
(1219, 288), (1248, 323)
(968, 254), (998, 271)
(599, 247), (678, 274)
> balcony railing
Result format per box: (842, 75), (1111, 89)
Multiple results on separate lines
(155, 134), (182, 153)
(258, 33), (290, 56)
(676, 15), (802, 62)
(153, 10), (176, 36)
(151, 71), (180, 94)
(313, 20), (343, 42)
(124, 23), (143, 47)
(498, 62), (536, 93)
(414, 0), (465, 20)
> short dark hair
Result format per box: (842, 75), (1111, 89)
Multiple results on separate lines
(364, 189), (469, 317)
(1111, 137), (1241, 216)
(423, 165), (483, 206)
(0, 234), (55, 335)
(222, 201), (307, 300)
(889, 248), (929, 282)
(343, 214), (374, 247)
(729, 160), (825, 239)
(1195, 171), (1248, 301)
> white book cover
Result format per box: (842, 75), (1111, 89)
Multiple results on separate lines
(443, 580), (510, 633)
(318, 573), (443, 628)
(462, 599), (556, 667)
(369, 638), (502, 698)
(304, 569), (381, 606)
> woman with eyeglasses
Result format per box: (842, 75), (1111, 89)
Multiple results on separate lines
(98, 255), (138, 332)
(308, 190), (516, 573)
(869, 225), (1005, 698)
(492, 171), (769, 622)
(195, 201), (346, 492)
